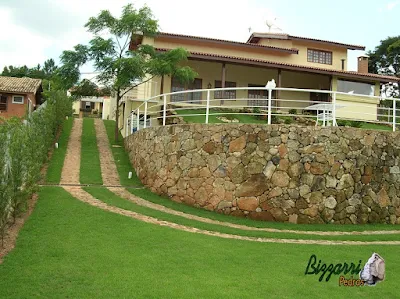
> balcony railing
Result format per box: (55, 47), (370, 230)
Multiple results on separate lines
(125, 87), (399, 136)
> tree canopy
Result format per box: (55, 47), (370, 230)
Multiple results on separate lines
(59, 4), (197, 141)
(70, 79), (111, 98)
(368, 36), (400, 97)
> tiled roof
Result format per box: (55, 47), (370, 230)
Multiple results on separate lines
(155, 47), (400, 83)
(247, 33), (365, 50)
(157, 32), (299, 54)
(0, 76), (42, 94)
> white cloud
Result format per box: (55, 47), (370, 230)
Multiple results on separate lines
(387, 1), (400, 10)
(0, 0), (280, 71)
(0, 8), (52, 68)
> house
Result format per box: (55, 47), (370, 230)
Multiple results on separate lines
(119, 31), (400, 135)
(0, 76), (43, 118)
(71, 96), (109, 119)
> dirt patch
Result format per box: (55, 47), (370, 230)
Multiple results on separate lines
(94, 119), (120, 186)
(60, 119), (82, 185)
(110, 188), (400, 237)
(65, 186), (400, 245)
(0, 194), (39, 264)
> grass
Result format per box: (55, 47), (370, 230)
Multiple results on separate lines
(0, 187), (398, 298)
(128, 188), (400, 233)
(45, 117), (73, 183)
(80, 118), (103, 185)
(175, 108), (266, 124)
(84, 187), (400, 242)
(176, 109), (395, 132)
(360, 122), (392, 131)
(103, 120), (142, 187)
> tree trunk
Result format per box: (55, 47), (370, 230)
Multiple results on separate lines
(115, 93), (121, 142)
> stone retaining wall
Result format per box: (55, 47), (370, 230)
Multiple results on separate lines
(125, 124), (400, 224)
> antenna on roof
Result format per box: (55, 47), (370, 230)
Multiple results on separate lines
(266, 17), (282, 32)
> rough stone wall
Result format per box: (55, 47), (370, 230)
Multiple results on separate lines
(125, 124), (400, 224)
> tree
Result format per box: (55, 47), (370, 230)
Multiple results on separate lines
(59, 4), (197, 141)
(70, 79), (101, 98)
(368, 36), (400, 98)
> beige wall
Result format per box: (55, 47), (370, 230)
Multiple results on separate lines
(258, 39), (348, 70)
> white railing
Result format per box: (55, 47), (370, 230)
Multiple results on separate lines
(125, 87), (400, 135)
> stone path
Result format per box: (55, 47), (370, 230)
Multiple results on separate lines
(64, 186), (400, 246)
(58, 118), (400, 244)
(60, 118), (82, 185)
(94, 119), (120, 186)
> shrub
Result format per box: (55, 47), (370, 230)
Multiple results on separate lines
(270, 114), (279, 124)
(336, 120), (349, 127)
(0, 91), (72, 244)
(284, 117), (294, 124)
(288, 109), (297, 115)
(348, 120), (363, 128)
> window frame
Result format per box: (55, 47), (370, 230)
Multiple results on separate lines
(0, 94), (7, 111)
(247, 84), (276, 108)
(337, 79), (375, 96)
(12, 95), (24, 104)
(214, 81), (237, 99)
(307, 48), (333, 65)
(171, 77), (203, 103)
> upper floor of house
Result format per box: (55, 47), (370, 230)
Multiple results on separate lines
(133, 31), (367, 73)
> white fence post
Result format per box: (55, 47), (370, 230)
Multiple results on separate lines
(163, 95), (167, 126)
(332, 92), (337, 126)
(205, 90), (210, 124)
(144, 101), (148, 129)
(393, 99), (396, 132)
(267, 88), (272, 125)
(130, 112), (134, 134)
(136, 108), (140, 131)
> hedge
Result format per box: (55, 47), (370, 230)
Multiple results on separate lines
(0, 91), (72, 245)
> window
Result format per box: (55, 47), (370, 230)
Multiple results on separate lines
(214, 81), (236, 99)
(307, 49), (332, 65)
(171, 77), (202, 103)
(0, 95), (7, 111)
(247, 84), (276, 108)
(12, 95), (24, 104)
(337, 80), (375, 96)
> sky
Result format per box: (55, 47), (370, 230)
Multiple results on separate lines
(0, 0), (399, 77)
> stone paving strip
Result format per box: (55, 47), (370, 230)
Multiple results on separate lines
(94, 119), (121, 186)
(60, 118), (82, 185)
(63, 186), (400, 246)
(110, 187), (400, 236)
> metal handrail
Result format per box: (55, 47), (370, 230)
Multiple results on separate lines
(126, 87), (399, 135)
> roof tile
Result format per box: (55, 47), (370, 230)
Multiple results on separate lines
(0, 76), (42, 94)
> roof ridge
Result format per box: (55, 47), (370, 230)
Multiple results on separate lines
(248, 33), (365, 50)
(157, 32), (298, 53)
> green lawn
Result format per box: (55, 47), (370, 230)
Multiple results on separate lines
(360, 122), (392, 131)
(128, 188), (400, 233)
(0, 187), (399, 298)
(175, 108), (267, 124)
(45, 118), (73, 183)
(176, 109), (395, 132)
(80, 118), (103, 185)
(85, 187), (400, 242)
(103, 120), (142, 187)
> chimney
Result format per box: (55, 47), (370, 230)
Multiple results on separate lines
(358, 55), (369, 73)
